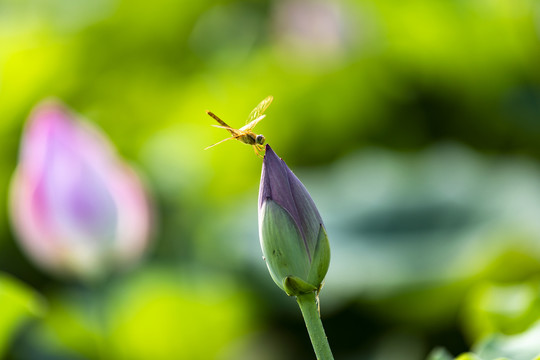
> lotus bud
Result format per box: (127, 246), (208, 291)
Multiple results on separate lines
(9, 100), (152, 280)
(258, 145), (330, 296)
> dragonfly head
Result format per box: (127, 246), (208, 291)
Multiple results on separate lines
(256, 134), (265, 145)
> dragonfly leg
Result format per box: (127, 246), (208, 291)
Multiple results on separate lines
(253, 144), (265, 158)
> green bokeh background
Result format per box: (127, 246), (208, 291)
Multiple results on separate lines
(1, 0), (540, 359)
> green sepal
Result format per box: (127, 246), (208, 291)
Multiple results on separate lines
(307, 225), (330, 288)
(259, 200), (311, 292)
(283, 276), (318, 296)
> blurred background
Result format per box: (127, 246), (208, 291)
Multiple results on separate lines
(1, 0), (540, 359)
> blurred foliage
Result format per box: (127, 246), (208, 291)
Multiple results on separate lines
(207, 144), (540, 359)
(213, 145), (540, 324)
(1, 0), (540, 358)
(428, 319), (540, 360)
(426, 348), (483, 360)
(473, 320), (540, 360)
(462, 280), (540, 342)
(14, 267), (256, 360)
(0, 273), (44, 358)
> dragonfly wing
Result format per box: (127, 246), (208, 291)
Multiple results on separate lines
(204, 134), (243, 150)
(240, 114), (265, 131)
(246, 96), (273, 124)
(212, 125), (241, 136)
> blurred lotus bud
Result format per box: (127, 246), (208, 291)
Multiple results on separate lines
(258, 145), (330, 296)
(9, 100), (152, 280)
(272, 0), (350, 70)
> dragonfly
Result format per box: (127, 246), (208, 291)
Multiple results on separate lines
(205, 96), (273, 157)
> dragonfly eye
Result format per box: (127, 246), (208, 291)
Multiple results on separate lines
(256, 134), (265, 145)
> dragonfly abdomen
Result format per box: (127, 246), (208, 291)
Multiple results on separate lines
(206, 111), (237, 136)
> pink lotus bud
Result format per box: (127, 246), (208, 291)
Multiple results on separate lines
(9, 100), (152, 280)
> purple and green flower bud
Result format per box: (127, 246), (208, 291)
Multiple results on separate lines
(9, 100), (153, 280)
(258, 145), (330, 296)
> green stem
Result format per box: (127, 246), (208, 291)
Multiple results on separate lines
(296, 292), (334, 360)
